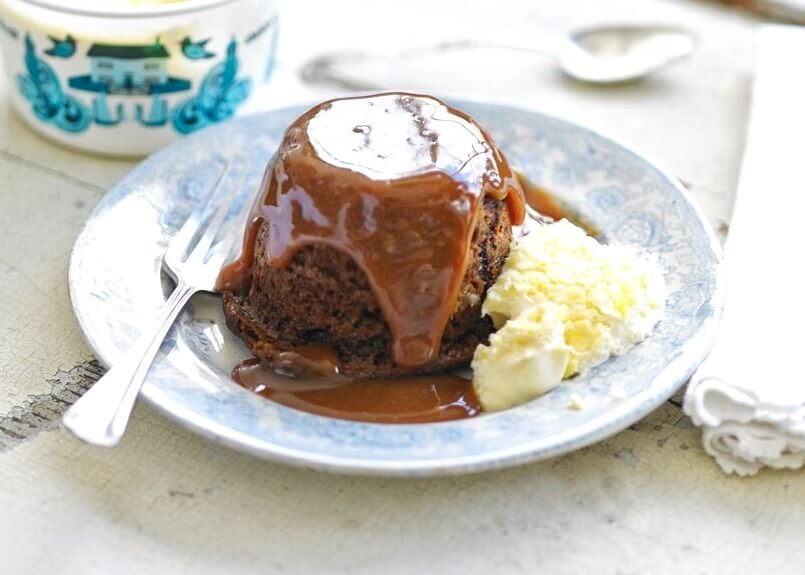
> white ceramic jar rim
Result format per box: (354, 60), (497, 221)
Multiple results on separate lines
(14, 0), (241, 18)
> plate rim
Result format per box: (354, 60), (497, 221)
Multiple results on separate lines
(68, 99), (725, 476)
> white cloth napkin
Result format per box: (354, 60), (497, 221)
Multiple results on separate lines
(683, 25), (805, 476)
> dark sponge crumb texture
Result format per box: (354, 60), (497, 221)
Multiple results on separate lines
(223, 197), (513, 378)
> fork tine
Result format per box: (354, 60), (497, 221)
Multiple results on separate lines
(165, 159), (232, 265)
(204, 228), (241, 274)
(186, 171), (245, 266)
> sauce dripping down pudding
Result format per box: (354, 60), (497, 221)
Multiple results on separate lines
(219, 93), (525, 369)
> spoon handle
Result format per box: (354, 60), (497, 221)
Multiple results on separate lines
(301, 35), (562, 91)
(431, 34), (560, 57)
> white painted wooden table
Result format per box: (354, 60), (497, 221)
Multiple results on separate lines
(2, 1), (803, 573)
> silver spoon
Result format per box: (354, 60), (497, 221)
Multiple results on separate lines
(301, 24), (696, 88)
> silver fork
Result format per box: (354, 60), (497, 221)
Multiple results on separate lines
(63, 163), (244, 447)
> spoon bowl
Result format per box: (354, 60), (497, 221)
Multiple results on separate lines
(558, 25), (697, 83)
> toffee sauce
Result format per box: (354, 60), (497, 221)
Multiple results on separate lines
(233, 357), (481, 424)
(518, 174), (566, 222)
(218, 93), (572, 424)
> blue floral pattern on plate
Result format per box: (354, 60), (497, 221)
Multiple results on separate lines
(68, 100), (724, 476)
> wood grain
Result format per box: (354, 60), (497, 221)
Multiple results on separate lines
(0, 360), (103, 451)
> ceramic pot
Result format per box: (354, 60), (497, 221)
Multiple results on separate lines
(0, 0), (279, 156)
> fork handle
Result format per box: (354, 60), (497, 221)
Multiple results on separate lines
(63, 281), (198, 447)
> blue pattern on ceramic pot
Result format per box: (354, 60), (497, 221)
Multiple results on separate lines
(181, 36), (215, 60)
(17, 34), (91, 133)
(45, 34), (75, 58)
(0, 0), (279, 156)
(172, 39), (251, 134)
(67, 40), (192, 128)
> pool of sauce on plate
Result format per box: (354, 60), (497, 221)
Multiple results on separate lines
(516, 172), (566, 222)
(516, 171), (598, 236)
(233, 356), (481, 424)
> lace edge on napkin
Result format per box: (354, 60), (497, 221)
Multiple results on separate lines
(684, 376), (805, 475)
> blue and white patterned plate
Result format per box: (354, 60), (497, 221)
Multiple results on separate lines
(68, 99), (724, 476)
